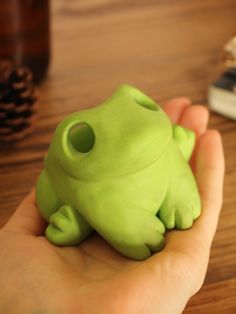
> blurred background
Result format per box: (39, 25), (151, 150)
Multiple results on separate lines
(0, 0), (236, 312)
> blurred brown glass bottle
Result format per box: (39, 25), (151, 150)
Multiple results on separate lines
(0, 0), (50, 83)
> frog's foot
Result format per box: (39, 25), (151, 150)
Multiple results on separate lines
(46, 205), (92, 246)
(173, 125), (195, 161)
(158, 200), (201, 230)
(112, 214), (165, 260)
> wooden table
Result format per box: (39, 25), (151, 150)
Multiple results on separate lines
(0, 0), (236, 312)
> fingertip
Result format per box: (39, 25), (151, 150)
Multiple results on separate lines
(163, 97), (192, 123)
(4, 189), (46, 236)
(22, 189), (36, 205)
(205, 129), (223, 144)
(197, 129), (224, 165)
(180, 105), (209, 137)
(198, 105), (209, 124)
(164, 97), (192, 106)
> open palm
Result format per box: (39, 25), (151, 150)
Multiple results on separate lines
(0, 98), (224, 314)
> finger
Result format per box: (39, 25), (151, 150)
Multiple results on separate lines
(164, 130), (224, 255)
(4, 190), (46, 236)
(193, 130), (225, 241)
(179, 105), (209, 169)
(148, 130), (224, 293)
(162, 97), (191, 123)
(143, 128), (224, 299)
(179, 105), (209, 138)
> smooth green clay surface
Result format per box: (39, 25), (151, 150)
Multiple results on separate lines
(36, 85), (201, 260)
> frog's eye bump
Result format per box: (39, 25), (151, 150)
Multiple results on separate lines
(69, 122), (95, 153)
(135, 96), (158, 111)
(130, 88), (158, 112)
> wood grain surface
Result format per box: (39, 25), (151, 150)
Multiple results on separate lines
(0, 0), (236, 312)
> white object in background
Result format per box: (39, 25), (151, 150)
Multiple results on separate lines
(223, 36), (236, 68)
(208, 36), (236, 120)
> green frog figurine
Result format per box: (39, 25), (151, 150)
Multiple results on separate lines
(36, 85), (201, 260)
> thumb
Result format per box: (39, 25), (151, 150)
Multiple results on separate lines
(3, 190), (46, 236)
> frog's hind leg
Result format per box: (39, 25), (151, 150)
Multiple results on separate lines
(91, 202), (165, 260)
(46, 205), (92, 246)
(173, 125), (195, 161)
(36, 170), (61, 221)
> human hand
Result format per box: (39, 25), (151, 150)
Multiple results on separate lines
(0, 98), (224, 314)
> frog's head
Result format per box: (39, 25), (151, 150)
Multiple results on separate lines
(46, 85), (172, 180)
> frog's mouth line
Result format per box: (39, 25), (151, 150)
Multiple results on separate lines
(64, 124), (172, 182)
(63, 116), (173, 181)
(69, 122), (95, 154)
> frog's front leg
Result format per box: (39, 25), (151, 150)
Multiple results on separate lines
(46, 205), (93, 246)
(158, 144), (201, 230)
(36, 170), (92, 245)
(173, 125), (195, 161)
(158, 174), (201, 230)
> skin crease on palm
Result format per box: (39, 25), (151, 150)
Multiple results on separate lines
(0, 98), (224, 314)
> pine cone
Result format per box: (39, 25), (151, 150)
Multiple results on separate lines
(0, 60), (38, 142)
